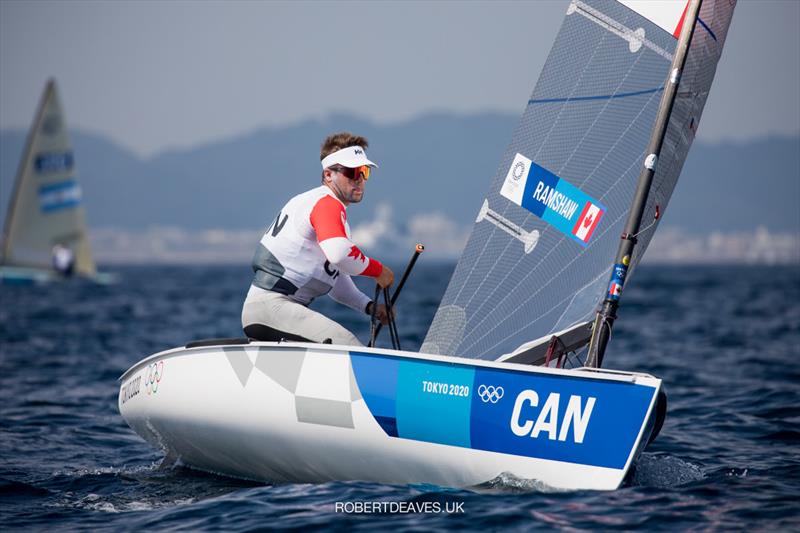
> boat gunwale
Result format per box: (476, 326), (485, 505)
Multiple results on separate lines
(118, 340), (660, 387)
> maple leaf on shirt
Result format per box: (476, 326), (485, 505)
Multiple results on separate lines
(348, 245), (366, 262)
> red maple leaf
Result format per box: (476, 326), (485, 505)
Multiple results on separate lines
(348, 245), (366, 262)
(583, 213), (594, 228)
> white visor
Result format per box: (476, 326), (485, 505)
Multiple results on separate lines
(321, 145), (378, 169)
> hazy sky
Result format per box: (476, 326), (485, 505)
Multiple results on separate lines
(1, 0), (798, 157)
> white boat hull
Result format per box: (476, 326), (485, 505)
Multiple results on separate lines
(118, 341), (662, 491)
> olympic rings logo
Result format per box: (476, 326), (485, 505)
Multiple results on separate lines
(144, 361), (164, 395)
(478, 384), (504, 404)
(512, 161), (526, 181)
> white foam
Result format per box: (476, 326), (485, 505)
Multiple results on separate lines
(473, 471), (571, 494)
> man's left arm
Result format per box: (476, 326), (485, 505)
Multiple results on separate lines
(329, 274), (372, 314)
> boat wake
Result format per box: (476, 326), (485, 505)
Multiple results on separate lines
(42, 462), (256, 515)
(55, 492), (195, 514)
(473, 472), (569, 494)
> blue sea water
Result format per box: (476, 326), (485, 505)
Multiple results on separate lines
(1, 264), (798, 531)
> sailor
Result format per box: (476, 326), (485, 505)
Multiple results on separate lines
(241, 132), (394, 345)
(51, 243), (75, 277)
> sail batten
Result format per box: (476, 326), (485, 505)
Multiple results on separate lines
(423, 0), (735, 361)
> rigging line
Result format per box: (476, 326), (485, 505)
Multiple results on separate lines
(458, 90), (662, 349)
(528, 87), (663, 105)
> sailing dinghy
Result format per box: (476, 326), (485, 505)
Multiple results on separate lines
(1, 80), (112, 285)
(119, 0), (735, 491)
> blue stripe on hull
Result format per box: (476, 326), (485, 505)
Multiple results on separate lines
(351, 351), (656, 469)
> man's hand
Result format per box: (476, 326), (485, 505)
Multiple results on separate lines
(367, 302), (396, 326)
(376, 265), (394, 288)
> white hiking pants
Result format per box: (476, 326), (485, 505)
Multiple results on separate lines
(242, 287), (362, 346)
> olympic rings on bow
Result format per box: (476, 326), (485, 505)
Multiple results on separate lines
(477, 384), (504, 404)
(144, 361), (164, 395)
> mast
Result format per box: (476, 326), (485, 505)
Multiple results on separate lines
(585, 0), (704, 368)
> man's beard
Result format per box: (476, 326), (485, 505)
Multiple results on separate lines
(331, 181), (363, 204)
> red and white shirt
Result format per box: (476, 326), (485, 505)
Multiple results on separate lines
(249, 186), (382, 309)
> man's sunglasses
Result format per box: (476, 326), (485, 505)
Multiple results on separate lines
(331, 165), (370, 181)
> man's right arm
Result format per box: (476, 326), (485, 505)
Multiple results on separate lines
(309, 195), (393, 287)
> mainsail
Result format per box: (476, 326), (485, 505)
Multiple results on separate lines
(1, 79), (96, 276)
(423, 0), (735, 360)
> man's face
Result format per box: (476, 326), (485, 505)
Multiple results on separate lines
(327, 165), (368, 204)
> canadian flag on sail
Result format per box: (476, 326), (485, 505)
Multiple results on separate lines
(572, 202), (604, 243)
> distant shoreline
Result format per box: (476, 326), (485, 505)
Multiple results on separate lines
(85, 225), (799, 266)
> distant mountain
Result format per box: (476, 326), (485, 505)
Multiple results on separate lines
(667, 136), (800, 233)
(2, 113), (798, 237)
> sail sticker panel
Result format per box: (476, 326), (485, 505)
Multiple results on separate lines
(350, 351), (656, 469)
(500, 153), (606, 246)
(34, 151), (74, 174)
(38, 180), (82, 213)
